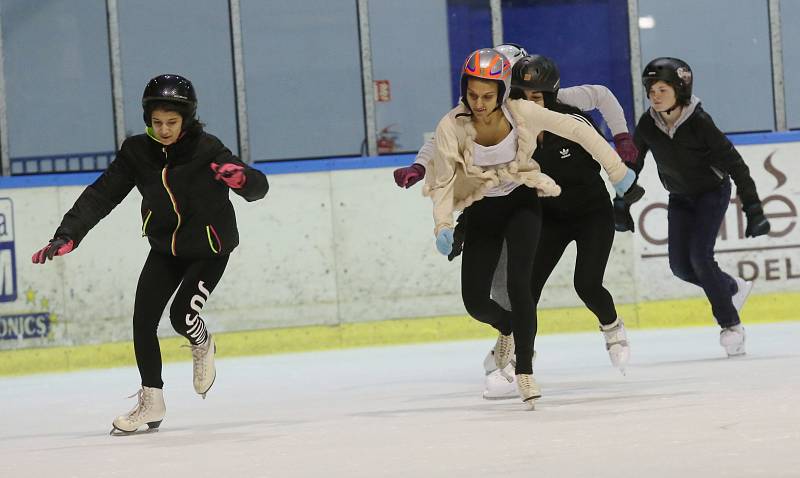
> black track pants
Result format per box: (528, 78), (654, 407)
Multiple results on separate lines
(530, 203), (618, 327)
(133, 250), (230, 388)
(461, 186), (543, 375)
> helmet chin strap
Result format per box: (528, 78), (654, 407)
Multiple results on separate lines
(663, 96), (684, 114)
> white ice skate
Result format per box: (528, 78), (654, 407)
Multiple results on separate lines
(732, 277), (753, 313)
(110, 386), (166, 435)
(483, 363), (518, 400)
(190, 334), (216, 398)
(720, 324), (746, 357)
(600, 318), (630, 375)
(516, 373), (541, 410)
(483, 349), (498, 374)
(483, 351), (537, 400)
(493, 333), (515, 379)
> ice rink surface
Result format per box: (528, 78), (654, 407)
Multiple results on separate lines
(2, 322), (799, 478)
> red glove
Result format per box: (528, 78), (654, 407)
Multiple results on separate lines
(211, 162), (246, 189)
(393, 164), (425, 188)
(32, 237), (74, 264)
(613, 133), (639, 166)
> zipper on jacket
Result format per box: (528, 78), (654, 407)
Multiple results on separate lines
(141, 210), (152, 237)
(161, 147), (182, 256)
(205, 225), (221, 253)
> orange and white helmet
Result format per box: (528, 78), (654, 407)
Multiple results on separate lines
(460, 48), (512, 109)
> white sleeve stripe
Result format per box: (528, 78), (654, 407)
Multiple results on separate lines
(567, 113), (593, 128)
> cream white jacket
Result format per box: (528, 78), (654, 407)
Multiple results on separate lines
(422, 99), (627, 236)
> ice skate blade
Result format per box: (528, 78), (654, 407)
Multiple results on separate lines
(109, 420), (162, 436)
(522, 398), (537, 411)
(197, 373), (216, 399)
(723, 343), (746, 357)
(482, 391), (519, 401)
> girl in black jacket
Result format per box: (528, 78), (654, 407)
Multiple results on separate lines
(31, 74), (269, 434)
(633, 58), (770, 357)
(511, 55), (636, 375)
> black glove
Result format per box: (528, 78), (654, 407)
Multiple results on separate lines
(744, 203), (770, 238)
(613, 197), (635, 232)
(621, 182), (645, 205)
(448, 213), (467, 261)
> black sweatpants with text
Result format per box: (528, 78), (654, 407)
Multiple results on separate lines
(133, 249), (230, 389)
(461, 186), (542, 375)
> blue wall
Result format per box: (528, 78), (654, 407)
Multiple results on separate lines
(502, 0), (633, 137)
(446, 0), (493, 109)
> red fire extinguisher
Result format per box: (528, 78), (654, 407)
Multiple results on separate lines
(377, 124), (400, 154)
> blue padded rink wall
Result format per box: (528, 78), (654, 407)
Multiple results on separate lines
(2, 322), (799, 477)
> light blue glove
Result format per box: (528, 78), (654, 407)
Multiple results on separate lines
(613, 168), (636, 197)
(435, 228), (454, 256)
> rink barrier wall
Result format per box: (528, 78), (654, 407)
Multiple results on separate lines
(1, 291), (798, 376)
(0, 132), (799, 373)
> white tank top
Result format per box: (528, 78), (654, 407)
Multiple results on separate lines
(473, 114), (520, 197)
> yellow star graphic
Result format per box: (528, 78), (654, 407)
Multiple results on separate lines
(25, 287), (36, 304)
(40, 297), (50, 309)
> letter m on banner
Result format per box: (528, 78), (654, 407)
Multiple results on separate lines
(0, 198), (17, 302)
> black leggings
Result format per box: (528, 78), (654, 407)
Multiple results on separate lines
(133, 250), (230, 388)
(530, 203), (617, 326)
(461, 186), (542, 375)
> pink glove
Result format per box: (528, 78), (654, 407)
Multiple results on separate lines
(210, 162), (246, 189)
(613, 133), (639, 166)
(393, 164), (425, 189)
(32, 237), (74, 264)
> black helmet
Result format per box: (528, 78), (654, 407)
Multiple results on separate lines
(141, 74), (197, 126)
(642, 57), (693, 105)
(511, 55), (560, 92)
(510, 55), (560, 107)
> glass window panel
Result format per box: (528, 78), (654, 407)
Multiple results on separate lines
(117, 0), (238, 152)
(639, 0), (773, 133)
(780, 0), (800, 129)
(240, 0), (364, 161)
(368, 0), (453, 154)
(1, 0), (115, 160)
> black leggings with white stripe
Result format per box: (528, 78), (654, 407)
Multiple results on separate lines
(461, 186), (543, 375)
(133, 250), (229, 388)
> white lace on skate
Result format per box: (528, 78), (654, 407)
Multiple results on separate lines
(731, 277), (753, 313)
(516, 374), (541, 410)
(720, 324), (746, 357)
(111, 387), (165, 435)
(601, 318), (630, 374)
(493, 333), (515, 374)
(186, 335), (216, 398)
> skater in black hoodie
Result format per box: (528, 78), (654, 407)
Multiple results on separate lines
(31, 74), (269, 434)
(631, 58), (770, 357)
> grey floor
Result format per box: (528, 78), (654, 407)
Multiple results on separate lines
(2, 322), (799, 478)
